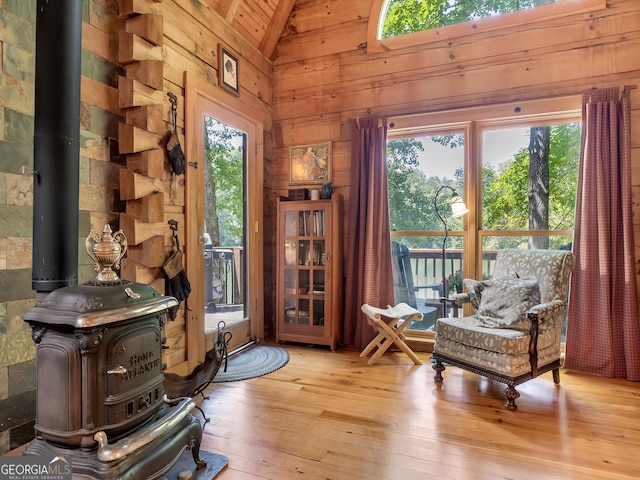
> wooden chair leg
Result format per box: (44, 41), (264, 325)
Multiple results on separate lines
(367, 337), (393, 365)
(360, 332), (385, 358)
(432, 359), (445, 382)
(503, 385), (520, 411)
(360, 310), (423, 365)
(552, 368), (560, 384)
(392, 337), (422, 365)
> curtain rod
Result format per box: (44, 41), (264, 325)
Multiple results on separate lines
(590, 85), (637, 91)
(354, 116), (385, 130)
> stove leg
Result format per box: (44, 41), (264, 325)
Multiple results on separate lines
(186, 415), (207, 471)
(189, 437), (207, 471)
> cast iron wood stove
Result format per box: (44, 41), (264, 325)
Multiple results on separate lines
(21, 226), (206, 479)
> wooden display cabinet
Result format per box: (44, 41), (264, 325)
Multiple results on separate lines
(276, 193), (343, 350)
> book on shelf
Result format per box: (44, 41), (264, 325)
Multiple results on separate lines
(300, 210), (310, 236)
(313, 210), (324, 236)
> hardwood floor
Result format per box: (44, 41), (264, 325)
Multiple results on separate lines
(199, 344), (640, 480)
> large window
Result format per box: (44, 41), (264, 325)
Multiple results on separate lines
(387, 97), (581, 334)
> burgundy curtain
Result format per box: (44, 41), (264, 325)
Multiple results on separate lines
(342, 117), (395, 349)
(565, 87), (640, 381)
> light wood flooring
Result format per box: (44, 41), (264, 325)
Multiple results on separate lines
(199, 345), (640, 480)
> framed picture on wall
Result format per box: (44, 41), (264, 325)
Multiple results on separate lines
(218, 44), (239, 95)
(289, 142), (331, 184)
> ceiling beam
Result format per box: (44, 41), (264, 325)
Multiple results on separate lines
(217, 0), (242, 23)
(260, 0), (296, 59)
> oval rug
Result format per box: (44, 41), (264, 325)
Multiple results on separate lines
(213, 344), (289, 383)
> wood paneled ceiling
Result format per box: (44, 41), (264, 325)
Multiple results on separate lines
(207, 0), (297, 58)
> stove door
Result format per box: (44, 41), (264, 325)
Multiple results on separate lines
(102, 314), (165, 434)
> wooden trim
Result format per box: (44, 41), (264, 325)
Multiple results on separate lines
(184, 77), (204, 371)
(184, 73), (264, 370)
(368, 0), (608, 54)
(388, 95), (582, 132)
(259, 0), (297, 58)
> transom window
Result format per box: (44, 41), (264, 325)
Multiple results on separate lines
(381, 0), (566, 39)
(367, 0), (606, 53)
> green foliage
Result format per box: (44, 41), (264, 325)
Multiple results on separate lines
(431, 134), (464, 149)
(483, 150), (530, 230)
(387, 123), (580, 252)
(205, 118), (244, 247)
(387, 138), (464, 249)
(387, 139), (432, 235)
(382, 0), (563, 38)
(547, 123), (581, 229)
(483, 123), (580, 233)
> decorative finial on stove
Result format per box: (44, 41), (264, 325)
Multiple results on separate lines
(86, 224), (128, 282)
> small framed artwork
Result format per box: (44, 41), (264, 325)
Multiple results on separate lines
(218, 44), (239, 95)
(289, 142), (331, 184)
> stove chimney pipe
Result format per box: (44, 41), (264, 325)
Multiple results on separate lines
(32, 0), (82, 293)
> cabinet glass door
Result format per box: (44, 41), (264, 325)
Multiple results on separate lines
(281, 206), (328, 332)
(278, 195), (340, 350)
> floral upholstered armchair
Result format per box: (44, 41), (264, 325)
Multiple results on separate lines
(431, 249), (575, 410)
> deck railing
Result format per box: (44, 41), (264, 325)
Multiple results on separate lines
(207, 247), (243, 306)
(209, 247), (497, 308)
(408, 249), (499, 298)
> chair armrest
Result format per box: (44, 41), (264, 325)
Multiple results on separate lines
(440, 292), (470, 307)
(526, 299), (566, 378)
(527, 299), (566, 322)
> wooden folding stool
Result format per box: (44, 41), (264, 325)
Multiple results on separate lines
(360, 303), (423, 365)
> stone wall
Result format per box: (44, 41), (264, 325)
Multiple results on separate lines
(0, 0), (38, 453)
(0, 0), (122, 454)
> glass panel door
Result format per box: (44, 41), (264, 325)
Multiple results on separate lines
(202, 116), (250, 352)
(281, 205), (328, 334)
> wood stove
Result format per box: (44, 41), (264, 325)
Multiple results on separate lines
(21, 226), (206, 479)
(26, 2), (209, 476)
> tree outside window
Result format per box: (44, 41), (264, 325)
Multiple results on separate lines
(381, 0), (564, 39)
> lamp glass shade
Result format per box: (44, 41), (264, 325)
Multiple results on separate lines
(450, 196), (469, 218)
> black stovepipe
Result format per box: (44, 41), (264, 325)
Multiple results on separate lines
(32, 0), (83, 293)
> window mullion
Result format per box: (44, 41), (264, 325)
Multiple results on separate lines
(467, 120), (480, 283)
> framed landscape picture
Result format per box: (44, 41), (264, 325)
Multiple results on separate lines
(218, 44), (239, 95)
(289, 143), (331, 184)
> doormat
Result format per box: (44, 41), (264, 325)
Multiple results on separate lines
(162, 448), (228, 479)
(213, 344), (289, 383)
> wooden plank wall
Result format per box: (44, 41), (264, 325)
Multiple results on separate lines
(82, 0), (273, 370)
(269, 0), (640, 303)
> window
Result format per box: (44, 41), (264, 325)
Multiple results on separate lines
(388, 127), (467, 333)
(387, 97), (581, 335)
(381, 0), (566, 39)
(367, 0), (606, 53)
(479, 123), (579, 274)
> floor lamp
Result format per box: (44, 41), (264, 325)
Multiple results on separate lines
(433, 185), (469, 300)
